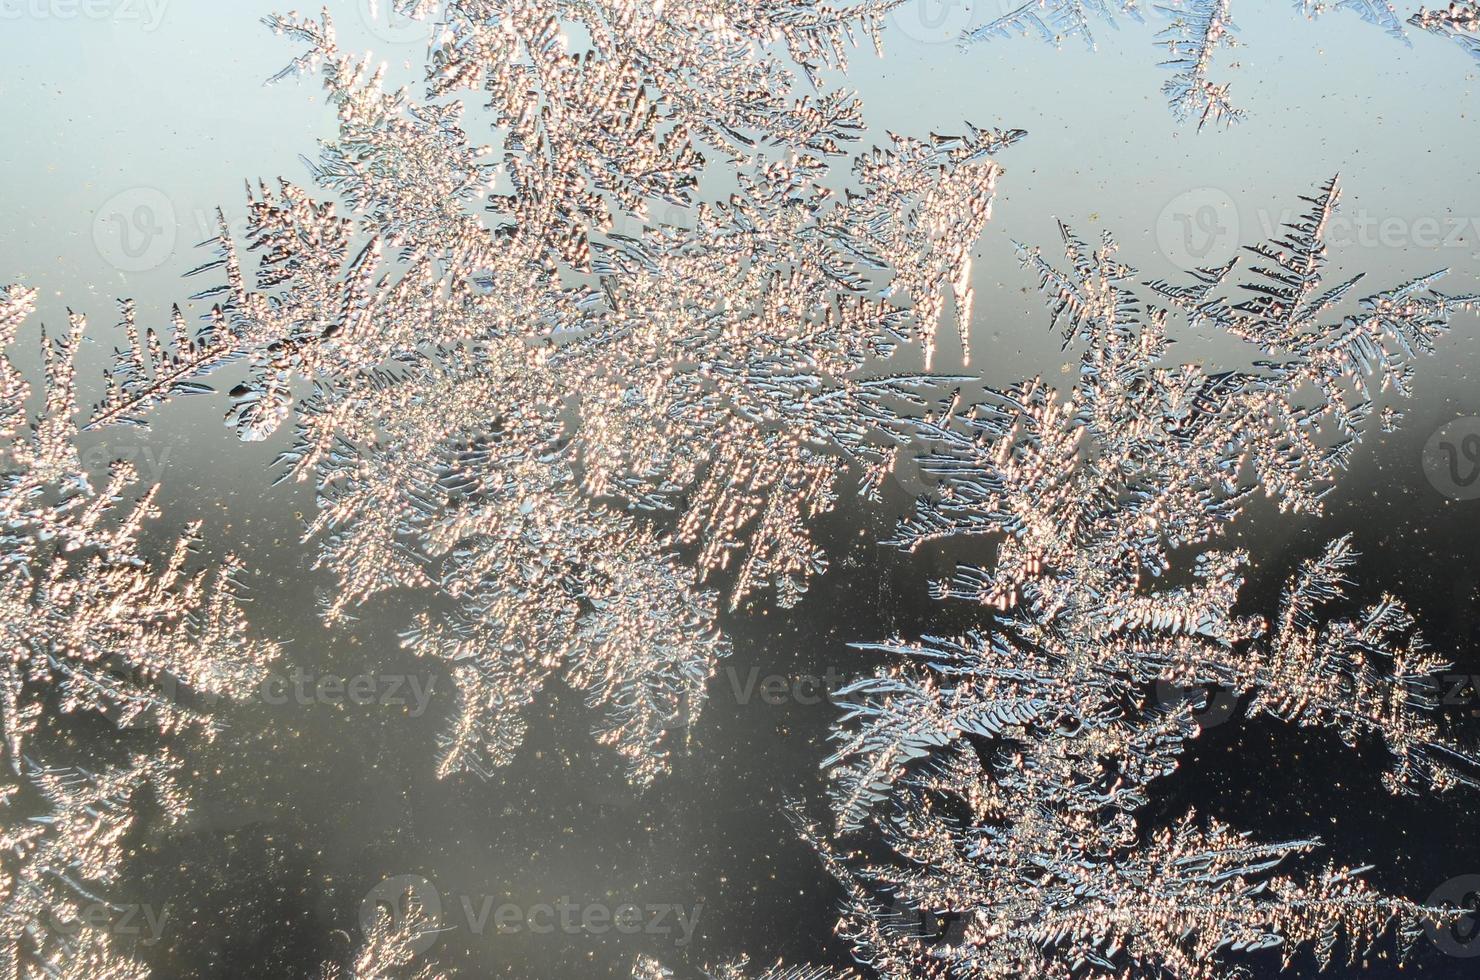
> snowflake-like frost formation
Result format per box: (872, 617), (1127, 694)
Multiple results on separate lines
(1410, 1), (1480, 58)
(0, 286), (279, 764)
(805, 179), (1480, 978)
(964, 0), (1457, 129)
(124, 3), (1019, 785)
(0, 755), (185, 980)
(634, 954), (858, 980)
(319, 887), (447, 980)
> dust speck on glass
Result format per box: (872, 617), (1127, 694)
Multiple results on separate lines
(1, 0), (1480, 977)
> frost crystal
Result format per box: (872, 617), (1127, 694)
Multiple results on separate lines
(4, 2), (1475, 978)
(1158, 0), (1242, 130)
(319, 888), (447, 980)
(634, 955), (857, 980)
(963, 1), (1143, 49)
(1410, 1), (1480, 58)
(812, 180), (1479, 977)
(965, 1), (1459, 129)
(969, 1), (1246, 130)
(0, 286), (279, 763)
(1297, 0), (1410, 42)
(0, 756), (184, 980)
(162, 4), (1018, 784)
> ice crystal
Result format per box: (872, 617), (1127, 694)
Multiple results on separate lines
(153, 4), (1018, 784)
(0, 286), (279, 763)
(634, 955), (857, 980)
(968, 1), (1245, 130)
(963, 1), (1143, 49)
(411, 0), (910, 253)
(1158, 0), (1242, 130)
(804, 803), (1444, 979)
(811, 180), (1479, 977)
(319, 888), (447, 980)
(0, 755), (183, 980)
(1297, 0), (1410, 42)
(1410, 1), (1480, 58)
(965, 1), (1453, 129)
(891, 178), (1472, 621)
(0, 283), (275, 980)
(84, 299), (240, 433)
